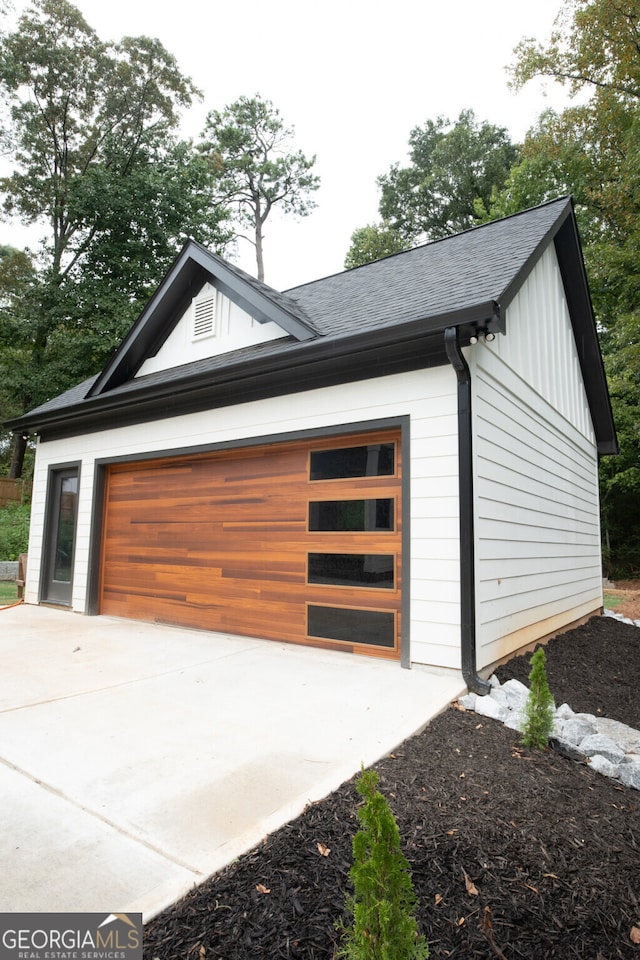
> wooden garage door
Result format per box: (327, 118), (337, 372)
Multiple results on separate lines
(100, 429), (402, 658)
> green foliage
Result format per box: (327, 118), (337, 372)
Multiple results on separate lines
(510, 0), (640, 102)
(521, 648), (555, 750)
(199, 94), (319, 281)
(337, 768), (429, 960)
(0, 580), (19, 603)
(479, 0), (640, 577)
(0, 501), (30, 561)
(344, 223), (407, 269)
(600, 371), (640, 577)
(0, 0), (231, 476)
(375, 109), (518, 245)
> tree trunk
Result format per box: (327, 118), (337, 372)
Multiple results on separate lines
(255, 221), (265, 282)
(9, 433), (27, 480)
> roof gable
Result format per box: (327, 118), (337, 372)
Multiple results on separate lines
(134, 280), (290, 378)
(88, 241), (318, 397)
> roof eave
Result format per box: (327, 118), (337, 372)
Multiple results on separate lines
(552, 208), (618, 455)
(12, 303), (501, 440)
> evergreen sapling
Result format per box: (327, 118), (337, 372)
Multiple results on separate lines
(337, 768), (429, 960)
(521, 646), (555, 749)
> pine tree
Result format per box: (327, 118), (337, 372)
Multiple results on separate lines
(521, 647), (555, 750)
(337, 768), (429, 960)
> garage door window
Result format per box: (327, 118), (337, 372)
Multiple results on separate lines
(309, 442), (395, 480)
(308, 553), (395, 589)
(308, 605), (395, 648)
(308, 499), (394, 532)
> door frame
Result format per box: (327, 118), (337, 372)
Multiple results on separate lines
(40, 462), (81, 606)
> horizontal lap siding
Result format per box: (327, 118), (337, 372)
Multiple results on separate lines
(27, 366), (460, 667)
(472, 244), (602, 668)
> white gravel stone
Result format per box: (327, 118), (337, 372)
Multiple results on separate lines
(474, 694), (507, 721)
(563, 717), (597, 746)
(588, 755), (620, 778)
(501, 678), (530, 699)
(618, 761), (640, 790)
(503, 709), (525, 732)
(556, 702), (575, 720)
(574, 712), (597, 726)
(460, 613), (640, 788)
(500, 682), (529, 713)
(489, 687), (509, 707)
(459, 693), (477, 710)
(596, 718), (640, 754)
(579, 734), (626, 765)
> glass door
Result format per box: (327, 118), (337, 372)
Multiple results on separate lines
(42, 467), (79, 605)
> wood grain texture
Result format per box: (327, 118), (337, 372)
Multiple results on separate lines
(100, 429), (402, 658)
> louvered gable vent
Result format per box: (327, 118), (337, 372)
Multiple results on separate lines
(193, 291), (216, 340)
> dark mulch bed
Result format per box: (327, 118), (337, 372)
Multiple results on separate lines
(145, 616), (640, 959)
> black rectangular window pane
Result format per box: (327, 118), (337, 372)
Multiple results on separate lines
(53, 475), (79, 582)
(309, 499), (394, 532)
(308, 553), (394, 589)
(310, 443), (395, 480)
(308, 605), (395, 648)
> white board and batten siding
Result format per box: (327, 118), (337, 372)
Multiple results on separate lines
(135, 283), (289, 377)
(472, 243), (602, 669)
(26, 364), (463, 670)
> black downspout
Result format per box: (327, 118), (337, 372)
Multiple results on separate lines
(444, 327), (491, 696)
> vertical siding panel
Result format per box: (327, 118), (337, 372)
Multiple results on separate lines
(472, 244), (602, 669)
(501, 245), (595, 443)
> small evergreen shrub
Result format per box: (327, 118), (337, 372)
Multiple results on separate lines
(337, 767), (429, 960)
(521, 647), (555, 750)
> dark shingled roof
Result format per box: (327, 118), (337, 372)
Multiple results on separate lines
(6, 197), (617, 454)
(283, 197), (564, 336)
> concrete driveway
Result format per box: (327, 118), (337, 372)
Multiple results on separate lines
(0, 604), (465, 919)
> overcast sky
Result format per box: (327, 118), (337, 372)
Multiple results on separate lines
(1, 0), (573, 290)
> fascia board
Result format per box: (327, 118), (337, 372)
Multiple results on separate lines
(495, 197), (572, 318)
(186, 246), (317, 341)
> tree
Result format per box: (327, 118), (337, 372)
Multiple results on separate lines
(521, 647), (555, 750)
(503, 0), (640, 577)
(199, 94), (320, 282)
(338, 768), (429, 960)
(375, 110), (518, 246)
(0, 246), (37, 476)
(510, 0), (640, 102)
(0, 0), (230, 476)
(344, 222), (407, 270)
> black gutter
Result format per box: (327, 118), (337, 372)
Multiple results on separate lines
(444, 326), (491, 696)
(7, 305), (500, 440)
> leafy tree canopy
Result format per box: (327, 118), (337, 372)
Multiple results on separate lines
(343, 222), (406, 270)
(510, 0), (640, 102)
(376, 109), (519, 245)
(501, 0), (640, 576)
(0, 0), (231, 476)
(344, 110), (519, 267)
(199, 94), (320, 281)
